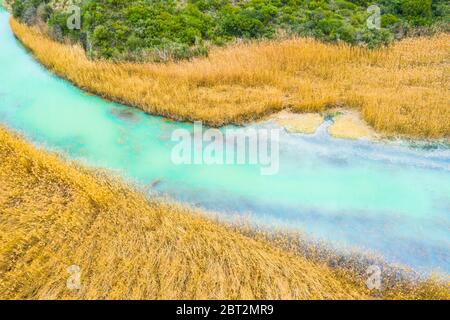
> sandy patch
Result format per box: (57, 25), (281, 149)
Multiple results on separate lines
(273, 111), (324, 134)
(328, 110), (377, 140)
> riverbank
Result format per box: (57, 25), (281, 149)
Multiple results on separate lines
(1, 126), (449, 299)
(10, 17), (450, 139)
(0, 126), (367, 300)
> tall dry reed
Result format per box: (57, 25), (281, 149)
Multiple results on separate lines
(0, 127), (450, 299)
(10, 18), (450, 138)
(0, 126), (370, 299)
(1, 126), (449, 299)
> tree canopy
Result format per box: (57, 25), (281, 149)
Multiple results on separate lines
(12, 0), (450, 61)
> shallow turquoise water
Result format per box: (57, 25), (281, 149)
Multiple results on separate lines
(0, 8), (449, 274)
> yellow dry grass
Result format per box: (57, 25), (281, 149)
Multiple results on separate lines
(10, 18), (450, 138)
(1, 127), (449, 300)
(0, 126), (368, 300)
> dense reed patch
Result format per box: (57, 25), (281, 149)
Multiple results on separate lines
(11, 18), (450, 138)
(0, 127), (449, 300)
(0, 126), (368, 299)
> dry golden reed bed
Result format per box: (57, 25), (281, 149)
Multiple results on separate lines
(0, 126), (369, 300)
(10, 19), (450, 138)
(1, 126), (449, 300)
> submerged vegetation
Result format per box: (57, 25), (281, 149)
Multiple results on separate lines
(11, 18), (450, 138)
(0, 126), (449, 299)
(8, 0), (450, 61)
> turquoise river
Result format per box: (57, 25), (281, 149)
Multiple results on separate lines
(0, 8), (449, 275)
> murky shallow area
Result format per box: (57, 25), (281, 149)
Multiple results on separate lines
(0, 8), (448, 274)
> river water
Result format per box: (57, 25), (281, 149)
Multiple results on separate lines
(0, 8), (449, 274)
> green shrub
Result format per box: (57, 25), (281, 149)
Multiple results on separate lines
(401, 0), (433, 26)
(382, 14), (400, 28)
(12, 0), (25, 18)
(11, 0), (448, 61)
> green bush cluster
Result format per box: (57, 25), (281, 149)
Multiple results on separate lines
(12, 0), (51, 25)
(11, 0), (450, 61)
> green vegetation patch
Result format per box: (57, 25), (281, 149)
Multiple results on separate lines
(11, 0), (450, 61)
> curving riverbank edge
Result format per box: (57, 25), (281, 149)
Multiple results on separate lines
(2, 9), (450, 300)
(8, 15), (450, 139)
(0, 125), (371, 299)
(1, 125), (449, 299)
